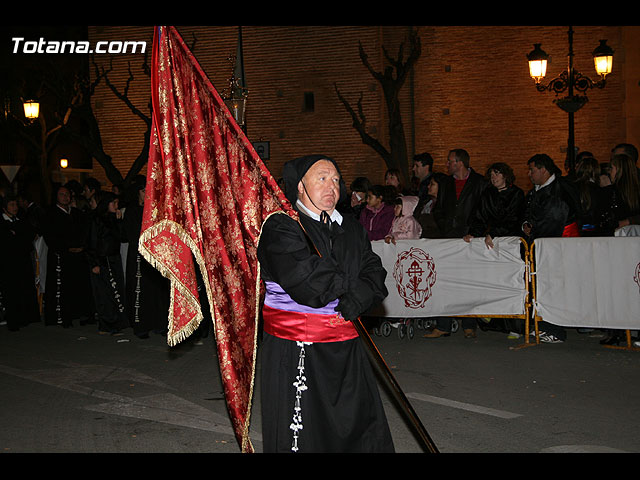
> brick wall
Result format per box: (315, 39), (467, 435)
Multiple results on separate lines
(88, 25), (634, 194)
(413, 25), (627, 189)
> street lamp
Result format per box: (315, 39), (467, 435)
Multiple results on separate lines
(222, 51), (248, 130)
(223, 73), (248, 128)
(23, 99), (40, 121)
(527, 26), (614, 173)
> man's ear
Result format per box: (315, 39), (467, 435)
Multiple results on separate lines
(297, 180), (305, 198)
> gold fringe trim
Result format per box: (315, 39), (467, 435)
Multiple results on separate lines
(138, 219), (206, 347)
(138, 212), (292, 454)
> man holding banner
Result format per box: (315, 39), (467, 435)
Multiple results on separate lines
(257, 154), (395, 453)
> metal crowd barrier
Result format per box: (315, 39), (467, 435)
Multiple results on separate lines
(370, 234), (640, 351)
(530, 235), (640, 351)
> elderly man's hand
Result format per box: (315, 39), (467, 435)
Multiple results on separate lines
(335, 294), (361, 322)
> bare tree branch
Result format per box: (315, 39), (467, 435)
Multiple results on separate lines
(334, 84), (390, 162)
(336, 28), (421, 185)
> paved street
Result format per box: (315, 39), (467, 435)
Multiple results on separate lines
(1, 319), (639, 454)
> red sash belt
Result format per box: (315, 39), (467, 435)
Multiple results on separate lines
(262, 304), (358, 343)
(562, 222), (579, 237)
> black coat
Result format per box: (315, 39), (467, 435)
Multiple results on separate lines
(575, 182), (615, 236)
(523, 176), (581, 240)
(0, 216), (40, 328)
(600, 184), (640, 234)
(86, 212), (123, 268)
(441, 168), (488, 238)
(467, 184), (526, 238)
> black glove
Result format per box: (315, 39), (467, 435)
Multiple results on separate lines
(335, 294), (361, 322)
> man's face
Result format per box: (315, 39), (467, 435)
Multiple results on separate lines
(57, 187), (71, 207)
(4, 200), (18, 216)
(298, 160), (341, 215)
(446, 153), (460, 175)
(528, 164), (548, 186)
(412, 161), (428, 180)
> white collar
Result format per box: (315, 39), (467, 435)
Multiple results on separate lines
(535, 173), (556, 191)
(2, 213), (14, 222)
(56, 204), (71, 214)
(296, 199), (343, 225)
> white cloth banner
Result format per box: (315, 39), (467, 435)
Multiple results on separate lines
(369, 236), (527, 318)
(534, 237), (640, 329)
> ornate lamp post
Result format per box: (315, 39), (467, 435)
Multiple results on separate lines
(222, 27), (248, 132)
(222, 65), (248, 130)
(527, 26), (614, 173)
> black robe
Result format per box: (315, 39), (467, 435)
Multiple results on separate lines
(256, 209), (394, 453)
(121, 203), (169, 336)
(42, 205), (94, 326)
(86, 211), (127, 333)
(0, 216), (40, 330)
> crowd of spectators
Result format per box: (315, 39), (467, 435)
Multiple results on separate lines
(339, 143), (640, 345)
(1, 143), (638, 346)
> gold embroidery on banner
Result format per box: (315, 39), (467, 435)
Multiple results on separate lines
(146, 28), (298, 453)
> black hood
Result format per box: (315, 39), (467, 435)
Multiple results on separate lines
(281, 154), (347, 207)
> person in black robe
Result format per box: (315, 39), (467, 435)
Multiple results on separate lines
(86, 191), (128, 335)
(257, 154), (394, 453)
(42, 185), (94, 327)
(121, 175), (169, 339)
(0, 195), (40, 330)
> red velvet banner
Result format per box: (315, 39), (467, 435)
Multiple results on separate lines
(140, 26), (296, 453)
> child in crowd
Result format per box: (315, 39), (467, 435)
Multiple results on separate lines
(359, 184), (395, 241)
(384, 195), (422, 244)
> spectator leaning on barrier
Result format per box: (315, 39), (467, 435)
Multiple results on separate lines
(440, 148), (488, 238)
(423, 149), (488, 340)
(522, 154), (581, 344)
(463, 162), (525, 249)
(522, 154), (581, 242)
(384, 195), (422, 244)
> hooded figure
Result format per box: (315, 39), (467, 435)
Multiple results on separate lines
(257, 154), (394, 453)
(385, 195), (422, 243)
(121, 175), (170, 338)
(86, 191), (128, 334)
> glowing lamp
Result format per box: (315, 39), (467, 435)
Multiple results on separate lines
(527, 44), (549, 83)
(23, 100), (39, 120)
